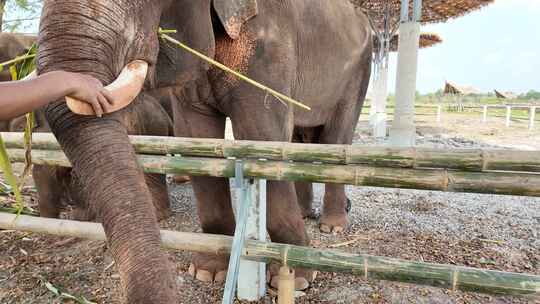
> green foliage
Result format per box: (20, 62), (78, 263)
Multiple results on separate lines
(520, 90), (540, 100)
(1, 0), (42, 32)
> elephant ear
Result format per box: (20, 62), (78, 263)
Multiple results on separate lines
(213, 0), (258, 39)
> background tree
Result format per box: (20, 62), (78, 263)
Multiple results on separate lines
(0, 0), (6, 32)
(1, 0), (42, 33)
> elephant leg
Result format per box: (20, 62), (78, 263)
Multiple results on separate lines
(144, 173), (172, 221)
(295, 181), (315, 218)
(188, 176), (233, 283)
(319, 84), (368, 234)
(65, 170), (97, 222)
(292, 126), (323, 219)
(228, 88), (314, 291)
(33, 165), (63, 218)
(172, 88), (233, 283)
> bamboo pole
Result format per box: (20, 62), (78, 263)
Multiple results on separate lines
(0, 213), (538, 298)
(158, 31), (310, 111)
(6, 149), (540, 197)
(278, 266), (295, 304)
(3, 132), (540, 173)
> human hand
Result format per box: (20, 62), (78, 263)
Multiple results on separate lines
(64, 72), (114, 117)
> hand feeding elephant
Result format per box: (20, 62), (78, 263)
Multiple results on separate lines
(36, 0), (371, 302)
(0, 33), (37, 131)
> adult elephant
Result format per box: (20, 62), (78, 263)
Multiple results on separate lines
(37, 0), (371, 302)
(0, 33), (36, 131)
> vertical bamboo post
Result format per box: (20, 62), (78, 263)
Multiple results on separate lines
(482, 105), (488, 123)
(278, 266), (295, 304)
(505, 106), (512, 127)
(529, 106), (536, 130)
(436, 105), (442, 123)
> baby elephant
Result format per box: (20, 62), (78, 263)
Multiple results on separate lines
(10, 94), (174, 221)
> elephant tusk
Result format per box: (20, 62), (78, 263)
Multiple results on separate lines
(66, 60), (149, 116)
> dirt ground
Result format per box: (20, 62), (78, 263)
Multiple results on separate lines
(1, 112), (539, 303)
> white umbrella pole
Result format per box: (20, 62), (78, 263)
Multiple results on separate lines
(372, 60), (389, 138)
(389, 0), (422, 147)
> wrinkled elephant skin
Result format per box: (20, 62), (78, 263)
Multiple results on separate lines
(9, 100), (174, 223)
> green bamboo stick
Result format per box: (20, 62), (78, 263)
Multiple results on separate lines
(1, 213), (538, 297)
(6, 149), (540, 197)
(158, 29), (311, 111)
(0, 53), (36, 71)
(3, 133), (540, 173)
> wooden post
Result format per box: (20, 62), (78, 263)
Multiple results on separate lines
(529, 106), (536, 130)
(436, 105), (442, 123)
(236, 179), (267, 301)
(506, 106), (512, 127)
(278, 266), (295, 304)
(482, 105), (488, 123)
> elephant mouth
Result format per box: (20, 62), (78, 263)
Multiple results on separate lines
(66, 60), (149, 116)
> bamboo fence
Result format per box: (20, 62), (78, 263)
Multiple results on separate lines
(0, 213), (538, 297)
(2, 133), (540, 173)
(6, 148), (540, 197)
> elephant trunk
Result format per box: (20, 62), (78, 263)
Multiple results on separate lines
(37, 1), (177, 303)
(45, 105), (177, 303)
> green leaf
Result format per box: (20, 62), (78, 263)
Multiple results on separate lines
(9, 65), (18, 81)
(0, 134), (24, 213)
(43, 280), (97, 304)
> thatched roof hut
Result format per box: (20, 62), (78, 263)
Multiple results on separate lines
(353, 0), (494, 27)
(444, 81), (481, 95)
(373, 32), (442, 53)
(494, 90), (517, 99)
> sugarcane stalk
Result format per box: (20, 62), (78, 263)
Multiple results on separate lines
(0, 213), (538, 298)
(0, 54), (36, 71)
(158, 30), (311, 111)
(5, 149), (540, 197)
(3, 133), (540, 173)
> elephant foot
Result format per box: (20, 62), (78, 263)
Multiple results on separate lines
(319, 198), (351, 234)
(267, 263), (317, 291)
(188, 253), (228, 283)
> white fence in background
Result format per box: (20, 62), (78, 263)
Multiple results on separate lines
(363, 104), (538, 131)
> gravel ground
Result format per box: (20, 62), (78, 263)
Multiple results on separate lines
(0, 115), (539, 303)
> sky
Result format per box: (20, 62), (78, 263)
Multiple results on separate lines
(4, 0), (539, 95)
(387, 0), (540, 94)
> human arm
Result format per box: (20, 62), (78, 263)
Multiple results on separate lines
(0, 71), (113, 121)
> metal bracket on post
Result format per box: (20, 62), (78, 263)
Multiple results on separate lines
(222, 160), (251, 304)
(237, 179), (267, 301)
(223, 161), (267, 303)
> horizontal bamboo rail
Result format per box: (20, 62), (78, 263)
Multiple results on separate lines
(0, 213), (538, 297)
(6, 149), (540, 197)
(2, 133), (540, 173)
